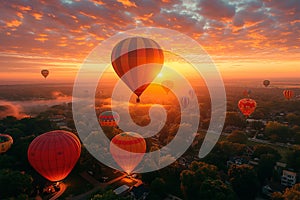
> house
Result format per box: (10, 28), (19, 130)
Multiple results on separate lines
(130, 184), (149, 200)
(227, 157), (249, 167)
(281, 170), (297, 187)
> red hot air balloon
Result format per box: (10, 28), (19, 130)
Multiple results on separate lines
(238, 98), (257, 117)
(28, 130), (81, 182)
(99, 111), (120, 127)
(41, 69), (49, 78)
(110, 132), (146, 174)
(283, 90), (294, 100)
(161, 80), (174, 94)
(111, 37), (164, 103)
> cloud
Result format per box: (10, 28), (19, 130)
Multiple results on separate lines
(199, 0), (236, 20)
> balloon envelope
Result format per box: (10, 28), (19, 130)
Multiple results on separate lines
(238, 98), (257, 117)
(99, 111), (120, 127)
(111, 37), (164, 102)
(0, 134), (13, 154)
(28, 130), (81, 182)
(41, 69), (49, 78)
(263, 80), (270, 87)
(110, 132), (146, 174)
(283, 90), (294, 100)
(181, 96), (190, 109)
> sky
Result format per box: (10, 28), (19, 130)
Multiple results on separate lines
(0, 0), (299, 84)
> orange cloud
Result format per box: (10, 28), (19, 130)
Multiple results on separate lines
(6, 19), (22, 27)
(116, 0), (137, 8)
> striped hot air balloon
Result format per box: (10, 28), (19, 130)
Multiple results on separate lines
(99, 111), (120, 127)
(181, 96), (190, 109)
(111, 37), (164, 103)
(238, 98), (257, 117)
(283, 90), (294, 100)
(110, 132), (146, 174)
(28, 130), (81, 182)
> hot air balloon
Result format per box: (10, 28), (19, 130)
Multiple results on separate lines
(181, 96), (190, 109)
(238, 98), (257, 117)
(99, 111), (120, 127)
(283, 90), (294, 100)
(110, 132), (146, 174)
(161, 80), (174, 94)
(41, 69), (49, 78)
(28, 130), (81, 182)
(111, 37), (164, 103)
(263, 80), (270, 87)
(0, 134), (13, 154)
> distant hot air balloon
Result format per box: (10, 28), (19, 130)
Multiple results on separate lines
(0, 134), (13, 154)
(283, 90), (294, 100)
(111, 37), (164, 103)
(28, 130), (81, 182)
(41, 69), (49, 78)
(99, 111), (120, 127)
(263, 80), (270, 87)
(238, 98), (257, 117)
(181, 96), (190, 109)
(110, 132), (146, 174)
(161, 80), (174, 94)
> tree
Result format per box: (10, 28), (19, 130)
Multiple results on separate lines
(286, 148), (300, 171)
(91, 190), (131, 200)
(225, 112), (246, 128)
(180, 161), (221, 199)
(0, 169), (33, 198)
(253, 144), (281, 161)
(227, 130), (248, 144)
(228, 164), (260, 200)
(286, 113), (300, 126)
(150, 178), (166, 199)
(257, 154), (277, 183)
(265, 121), (291, 142)
(271, 192), (283, 200)
(203, 141), (246, 170)
(199, 179), (237, 200)
(282, 183), (300, 199)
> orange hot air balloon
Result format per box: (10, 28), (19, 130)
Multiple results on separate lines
(99, 111), (120, 127)
(110, 132), (146, 174)
(238, 98), (257, 117)
(283, 90), (294, 100)
(111, 37), (164, 103)
(28, 130), (81, 182)
(41, 69), (49, 78)
(161, 80), (174, 94)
